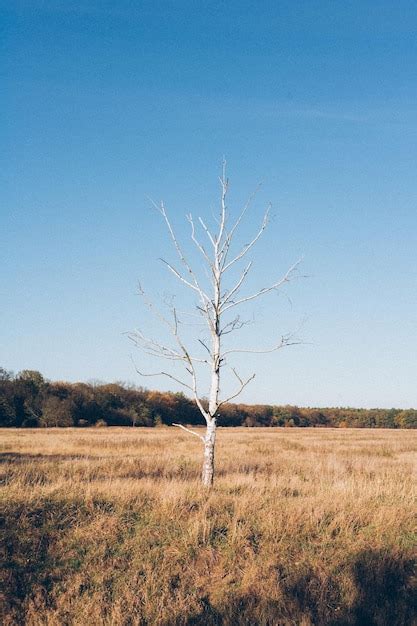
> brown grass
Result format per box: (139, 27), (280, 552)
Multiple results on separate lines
(1, 427), (416, 625)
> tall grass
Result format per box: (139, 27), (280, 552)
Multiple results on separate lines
(1, 427), (416, 625)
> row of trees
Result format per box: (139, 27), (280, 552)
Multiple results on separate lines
(1, 368), (416, 429)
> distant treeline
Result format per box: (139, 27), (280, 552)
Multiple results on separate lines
(1, 368), (416, 429)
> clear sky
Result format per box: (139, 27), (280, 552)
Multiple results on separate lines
(2, 1), (417, 408)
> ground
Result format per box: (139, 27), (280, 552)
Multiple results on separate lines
(1, 427), (416, 625)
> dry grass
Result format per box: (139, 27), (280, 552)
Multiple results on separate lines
(1, 427), (416, 625)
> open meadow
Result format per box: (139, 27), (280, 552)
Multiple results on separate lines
(1, 427), (416, 625)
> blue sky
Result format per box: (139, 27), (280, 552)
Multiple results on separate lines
(2, 1), (417, 408)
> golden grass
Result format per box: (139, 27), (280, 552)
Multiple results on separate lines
(1, 427), (416, 625)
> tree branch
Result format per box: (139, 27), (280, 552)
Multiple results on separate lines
(187, 213), (211, 264)
(219, 183), (262, 265)
(172, 423), (205, 441)
(150, 198), (211, 305)
(131, 359), (194, 391)
(159, 258), (208, 296)
(222, 334), (300, 356)
(218, 370), (256, 408)
(216, 161), (228, 247)
(128, 328), (208, 363)
(198, 216), (216, 247)
(221, 258), (302, 312)
(222, 205), (270, 271)
(222, 261), (252, 306)
(220, 314), (252, 336)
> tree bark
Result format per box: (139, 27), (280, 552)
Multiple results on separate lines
(202, 418), (216, 487)
(202, 246), (221, 487)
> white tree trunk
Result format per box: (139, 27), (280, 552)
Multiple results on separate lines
(202, 248), (221, 487)
(202, 418), (216, 487)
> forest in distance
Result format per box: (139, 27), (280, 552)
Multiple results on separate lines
(1, 367), (416, 430)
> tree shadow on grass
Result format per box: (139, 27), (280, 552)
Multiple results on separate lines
(0, 500), (82, 623)
(328, 549), (417, 626)
(281, 549), (416, 626)
(180, 549), (417, 626)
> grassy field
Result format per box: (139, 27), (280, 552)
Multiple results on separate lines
(1, 427), (416, 625)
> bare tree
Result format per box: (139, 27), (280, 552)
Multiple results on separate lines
(129, 163), (301, 487)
